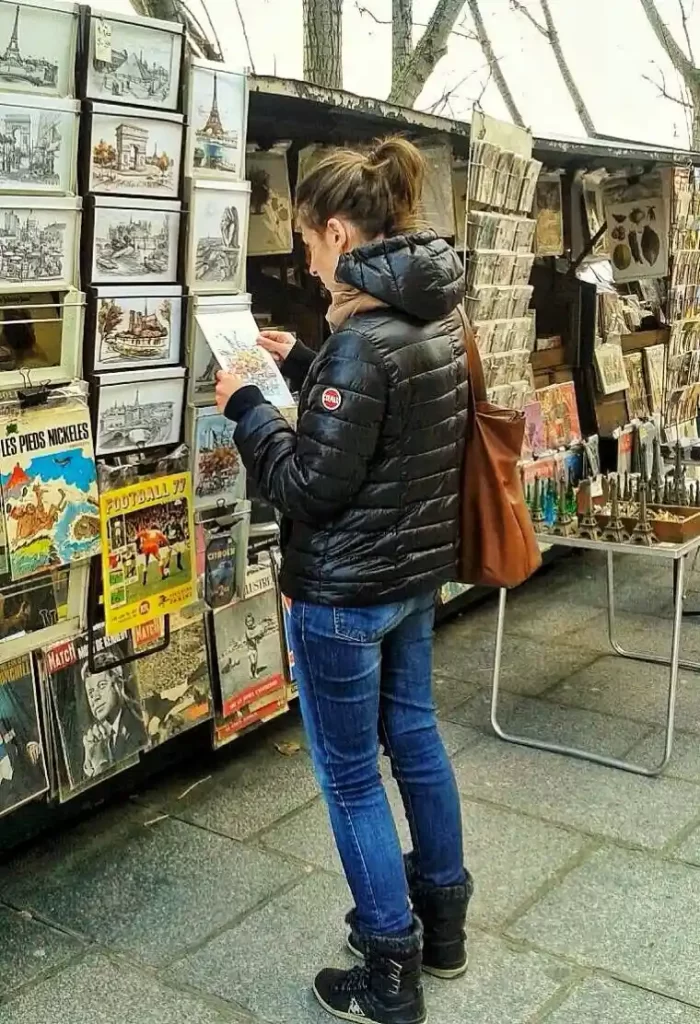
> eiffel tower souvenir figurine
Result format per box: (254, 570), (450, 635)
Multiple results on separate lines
(530, 476), (546, 530)
(552, 478), (577, 537)
(651, 435), (664, 504)
(663, 474), (670, 505)
(578, 479), (602, 541)
(630, 480), (657, 546)
(601, 476), (629, 543)
(673, 443), (687, 505)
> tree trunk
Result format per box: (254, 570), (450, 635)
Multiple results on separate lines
(392, 0), (413, 91)
(539, 0), (596, 135)
(389, 0), (467, 107)
(303, 0), (343, 90)
(465, 0), (525, 127)
(639, 0), (700, 150)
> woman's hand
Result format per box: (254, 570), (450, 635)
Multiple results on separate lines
(258, 330), (296, 365)
(215, 370), (245, 413)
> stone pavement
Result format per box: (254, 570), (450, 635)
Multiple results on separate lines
(2, 549), (700, 1023)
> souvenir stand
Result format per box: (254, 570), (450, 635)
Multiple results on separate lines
(2, 11), (699, 850)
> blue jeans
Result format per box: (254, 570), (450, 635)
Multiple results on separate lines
(289, 592), (464, 938)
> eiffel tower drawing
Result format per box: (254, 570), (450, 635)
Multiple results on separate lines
(0, 4), (59, 88)
(202, 73), (224, 138)
(3, 5), (21, 62)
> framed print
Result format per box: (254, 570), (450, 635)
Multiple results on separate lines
(85, 284), (182, 373)
(186, 59), (248, 180)
(186, 293), (250, 405)
(0, 654), (49, 818)
(0, 0), (79, 99)
(99, 469), (196, 634)
(40, 627), (148, 792)
(0, 397), (100, 580)
(0, 196), (80, 292)
(0, 93), (79, 194)
(0, 287), (84, 391)
(82, 7), (183, 111)
(187, 179), (250, 294)
(84, 196), (181, 286)
(247, 143), (293, 256)
(594, 340), (629, 396)
(94, 365), (186, 456)
(189, 404), (246, 511)
(83, 101), (184, 200)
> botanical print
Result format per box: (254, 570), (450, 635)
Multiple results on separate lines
(87, 17), (182, 110)
(89, 108), (182, 198)
(95, 372), (185, 455)
(536, 381), (582, 450)
(195, 309), (294, 408)
(0, 654), (48, 818)
(247, 146), (293, 256)
(0, 2), (76, 98)
(0, 401), (100, 580)
(189, 66), (246, 178)
(133, 615), (213, 748)
(192, 406), (245, 510)
(644, 344), (666, 415)
(190, 184), (250, 292)
(0, 98), (76, 193)
(0, 202), (77, 289)
(93, 288), (181, 370)
(99, 470), (196, 634)
(41, 629), (148, 790)
(212, 589), (285, 719)
(606, 197), (668, 283)
(92, 203), (180, 284)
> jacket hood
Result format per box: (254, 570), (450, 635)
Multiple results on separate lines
(335, 231), (465, 322)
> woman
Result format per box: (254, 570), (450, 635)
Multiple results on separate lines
(215, 137), (472, 1024)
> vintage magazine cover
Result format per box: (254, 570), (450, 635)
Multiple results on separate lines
(212, 586), (285, 721)
(39, 628), (149, 793)
(132, 613), (213, 747)
(0, 400), (100, 580)
(0, 654), (49, 818)
(99, 470), (197, 634)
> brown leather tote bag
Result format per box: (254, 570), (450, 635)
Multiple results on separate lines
(456, 308), (541, 588)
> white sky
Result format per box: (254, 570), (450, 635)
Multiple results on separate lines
(103, 0), (700, 149)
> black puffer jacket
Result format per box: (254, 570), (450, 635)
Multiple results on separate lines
(227, 231), (468, 606)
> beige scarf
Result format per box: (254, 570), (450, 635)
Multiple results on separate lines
(326, 284), (388, 331)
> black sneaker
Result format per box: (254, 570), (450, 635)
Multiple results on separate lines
(314, 918), (426, 1024)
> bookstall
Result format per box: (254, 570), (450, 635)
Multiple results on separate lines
(1, 0), (698, 851)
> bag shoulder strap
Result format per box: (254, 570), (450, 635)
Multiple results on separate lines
(455, 304), (487, 404)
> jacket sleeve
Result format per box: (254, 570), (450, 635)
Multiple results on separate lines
(230, 329), (387, 524)
(281, 338), (317, 392)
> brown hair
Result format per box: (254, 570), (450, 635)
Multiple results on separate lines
(295, 136), (425, 239)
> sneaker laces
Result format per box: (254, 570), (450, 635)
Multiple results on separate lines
(335, 964), (370, 994)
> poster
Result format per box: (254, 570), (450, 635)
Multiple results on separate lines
(133, 613), (213, 747)
(0, 655), (48, 818)
(606, 197), (668, 283)
(195, 309), (294, 408)
(99, 471), (196, 634)
(0, 400), (101, 580)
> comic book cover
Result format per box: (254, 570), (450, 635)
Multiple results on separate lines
(212, 587), (285, 720)
(99, 471), (197, 634)
(0, 400), (100, 580)
(195, 309), (295, 408)
(39, 628), (148, 793)
(0, 654), (49, 818)
(132, 613), (213, 748)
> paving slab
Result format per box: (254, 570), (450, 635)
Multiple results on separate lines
(546, 655), (700, 733)
(544, 977), (700, 1024)
(261, 789), (590, 929)
(671, 825), (700, 867)
(451, 689), (649, 757)
(174, 871), (572, 1024)
(0, 953), (246, 1024)
(430, 670), (480, 710)
(556, 609), (700, 661)
(0, 814), (302, 966)
(509, 845), (700, 1005)
(625, 728), (700, 782)
(452, 735), (699, 849)
(0, 905), (83, 999)
(434, 630), (599, 697)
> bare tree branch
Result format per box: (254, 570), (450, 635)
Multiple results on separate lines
(388, 0), (472, 107)
(639, 0), (695, 76)
(678, 0), (695, 63)
(508, 0), (547, 37)
(538, 0), (596, 135)
(355, 3), (475, 42)
(643, 70), (693, 106)
(464, 0), (525, 126)
(392, 0), (413, 85)
(233, 0), (256, 71)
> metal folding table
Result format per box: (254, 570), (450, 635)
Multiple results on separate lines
(490, 533), (700, 777)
